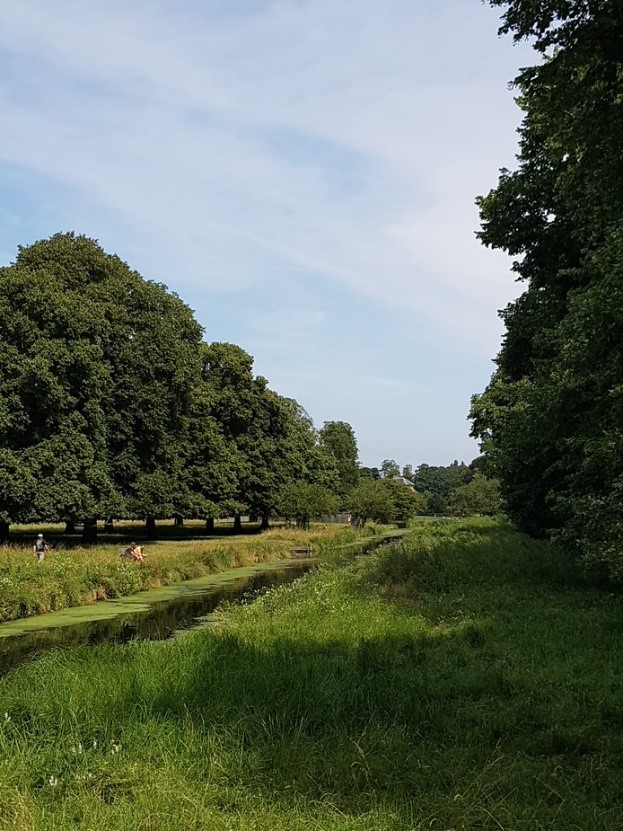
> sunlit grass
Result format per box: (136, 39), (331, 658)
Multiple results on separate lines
(0, 525), (375, 623)
(2, 518), (622, 829)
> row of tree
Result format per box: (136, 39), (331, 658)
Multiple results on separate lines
(471, 2), (623, 581)
(0, 233), (363, 542)
(0, 233), (502, 543)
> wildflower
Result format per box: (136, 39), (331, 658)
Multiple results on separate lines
(48, 776), (58, 787)
(3, 713), (10, 723)
(110, 742), (121, 755)
(72, 743), (83, 754)
(92, 740), (97, 750)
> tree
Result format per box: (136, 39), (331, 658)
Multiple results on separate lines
(318, 421), (359, 504)
(411, 463), (470, 515)
(380, 459), (400, 479)
(381, 479), (426, 525)
(359, 466), (381, 480)
(449, 474), (502, 517)
(0, 236), (118, 541)
(278, 482), (339, 529)
(349, 480), (394, 527)
(0, 233), (204, 542)
(472, 2), (623, 579)
(201, 344), (337, 529)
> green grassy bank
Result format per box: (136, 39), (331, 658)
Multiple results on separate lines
(1, 518), (622, 829)
(0, 525), (372, 624)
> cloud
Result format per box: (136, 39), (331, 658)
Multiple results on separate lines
(0, 0), (531, 359)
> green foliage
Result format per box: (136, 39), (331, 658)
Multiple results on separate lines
(358, 465), (380, 480)
(318, 421), (359, 504)
(412, 462), (469, 515)
(349, 480), (395, 526)
(0, 236), (359, 534)
(472, 2), (623, 579)
(449, 473), (502, 517)
(381, 479), (426, 524)
(380, 458), (400, 478)
(278, 482), (339, 528)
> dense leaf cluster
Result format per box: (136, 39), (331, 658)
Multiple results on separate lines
(0, 234), (358, 541)
(471, 1), (623, 579)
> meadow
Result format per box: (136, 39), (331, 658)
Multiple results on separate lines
(0, 524), (374, 624)
(1, 518), (622, 830)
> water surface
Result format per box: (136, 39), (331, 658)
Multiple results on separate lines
(0, 561), (312, 677)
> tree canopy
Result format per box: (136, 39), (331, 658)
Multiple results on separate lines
(0, 233), (357, 541)
(471, 1), (623, 579)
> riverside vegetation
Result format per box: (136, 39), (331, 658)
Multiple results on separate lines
(0, 524), (376, 624)
(1, 518), (622, 830)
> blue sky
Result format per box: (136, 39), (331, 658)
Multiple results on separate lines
(0, 0), (534, 467)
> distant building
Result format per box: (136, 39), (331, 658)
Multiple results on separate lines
(391, 475), (416, 490)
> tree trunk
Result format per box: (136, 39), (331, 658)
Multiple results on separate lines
(249, 513), (258, 523)
(260, 513), (270, 531)
(103, 516), (114, 533)
(64, 519), (76, 535)
(146, 516), (157, 538)
(82, 517), (98, 545)
(0, 520), (9, 544)
(205, 517), (215, 534)
(174, 516), (184, 527)
(233, 513), (242, 533)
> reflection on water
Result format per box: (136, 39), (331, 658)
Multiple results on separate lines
(0, 564), (312, 677)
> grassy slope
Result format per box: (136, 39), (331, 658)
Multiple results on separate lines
(1, 519), (622, 830)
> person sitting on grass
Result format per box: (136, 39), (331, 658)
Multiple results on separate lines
(120, 542), (147, 562)
(133, 544), (147, 562)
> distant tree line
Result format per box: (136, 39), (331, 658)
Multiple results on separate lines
(354, 458), (501, 523)
(471, 2), (623, 581)
(0, 234), (363, 543)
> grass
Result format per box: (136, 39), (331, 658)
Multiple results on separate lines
(0, 524), (377, 624)
(1, 518), (622, 829)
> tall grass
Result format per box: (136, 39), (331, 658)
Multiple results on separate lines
(1, 518), (622, 829)
(0, 525), (371, 623)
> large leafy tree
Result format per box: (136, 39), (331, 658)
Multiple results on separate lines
(318, 421), (359, 504)
(201, 343), (336, 529)
(471, 2), (623, 578)
(278, 482), (339, 529)
(0, 238), (117, 540)
(411, 463), (469, 516)
(381, 479), (426, 525)
(449, 473), (502, 518)
(0, 233), (204, 541)
(349, 480), (394, 527)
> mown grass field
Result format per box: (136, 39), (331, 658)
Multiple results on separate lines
(0, 524), (372, 623)
(1, 518), (622, 830)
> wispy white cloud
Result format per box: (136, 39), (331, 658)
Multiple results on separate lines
(0, 0), (535, 464)
(0, 0), (529, 358)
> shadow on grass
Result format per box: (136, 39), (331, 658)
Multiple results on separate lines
(4, 520), (623, 828)
(6, 522), (267, 550)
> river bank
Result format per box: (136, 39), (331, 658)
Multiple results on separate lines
(2, 518), (621, 830)
(0, 525), (378, 624)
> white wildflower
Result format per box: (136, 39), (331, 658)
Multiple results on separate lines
(48, 776), (58, 787)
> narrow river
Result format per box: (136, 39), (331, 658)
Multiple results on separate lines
(0, 561), (312, 678)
